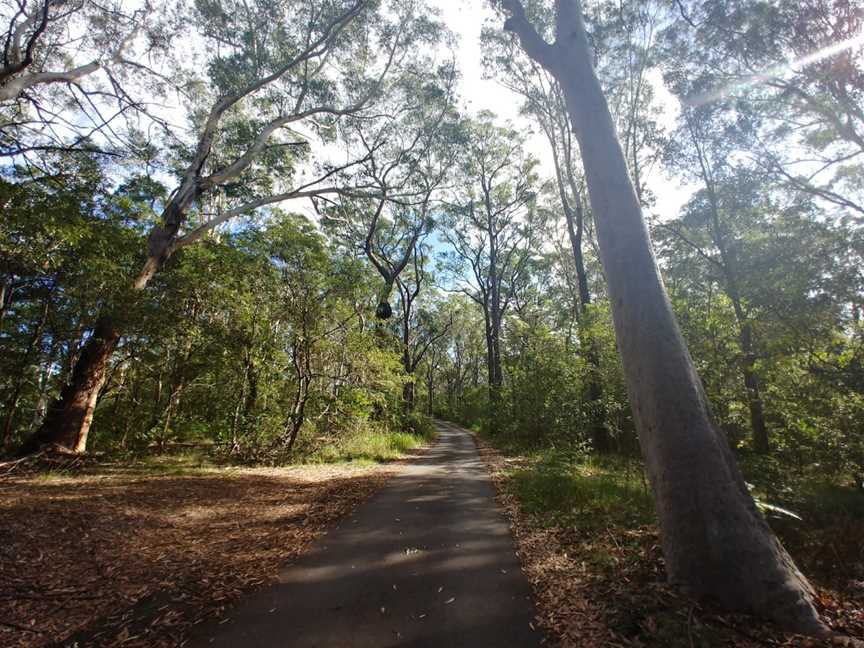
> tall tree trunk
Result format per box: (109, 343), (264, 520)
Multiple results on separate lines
(76, 374), (104, 453)
(503, 0), (826, 634)
(427, 360), (434, 417)
(559, 181), (610, 452)
(483, 306), (503, 428)
(687, 112), (771, 455)
(730, 301), (768, 453)
(403, 380), (416, 412)
(285, 372), (310, 454)
(282, 326), (314, 455)
(402, 319), (415, 411)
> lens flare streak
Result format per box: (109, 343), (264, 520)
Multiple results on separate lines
(686, 31), (864, 106)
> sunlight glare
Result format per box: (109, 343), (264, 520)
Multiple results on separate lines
(686, 30), (864, 106)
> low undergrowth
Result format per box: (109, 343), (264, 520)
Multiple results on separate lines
(4, 414), (438, 479)
(310, 427), (433, 464)
(477, 434), (864, 647)
(308, 414), (436, 464)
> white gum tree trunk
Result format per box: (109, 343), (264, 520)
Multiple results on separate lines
(500, 0), (827, 635)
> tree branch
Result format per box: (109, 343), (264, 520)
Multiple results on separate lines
(500, 0), (556, 69)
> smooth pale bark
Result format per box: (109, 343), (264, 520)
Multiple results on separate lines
(501, 0), (826, 635)
(540, 96), (610, 451)
(0, 60), (100, 101)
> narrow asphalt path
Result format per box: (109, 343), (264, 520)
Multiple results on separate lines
(189, 421), (540, 648)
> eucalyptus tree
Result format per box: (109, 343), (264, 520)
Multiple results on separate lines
(393, 245), (451, 410)
(0, 0), (136, 98)
(657, 125), (863, 458)
(482, 44), (593, 314)
(0, 153), (144, 450)
(659, 0), (864, 452)
(21, 0), (441, 455)
(589, 0), (665, 205)
(660, 105), (772, 452)
(440, 114), (541, 422)
(323, 51), (459, 320)
(424, 294), (486, 422)
(0, 0), (157, 162)
(481, 0), (666, 451)
(482, 0), (665, 264)
(495, 0), (827, 634)
(264, 217), (357, 454)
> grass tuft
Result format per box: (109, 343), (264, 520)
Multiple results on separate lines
(309, 423), (434, 464)
(508, 449), (654, 530)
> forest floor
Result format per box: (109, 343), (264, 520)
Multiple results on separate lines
(0, 457), (396, 647)
(474, 434), (864, 648)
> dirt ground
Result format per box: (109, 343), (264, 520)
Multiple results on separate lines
(0, 461), (393, 647)
(474, 436), (864, 648)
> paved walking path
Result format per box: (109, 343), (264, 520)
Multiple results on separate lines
(189, 420), (540, 647)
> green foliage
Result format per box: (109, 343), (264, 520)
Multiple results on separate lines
(0, 151), (419, 462)
(1, 0), (861, 534)
(508, 448), (654, 531)
(400, 410), (436, 440)
(308, 417), (431, 464)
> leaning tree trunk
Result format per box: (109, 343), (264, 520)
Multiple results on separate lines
(503, 0), (826, 635)
(18, 315), (120, 455)
(18, 223), (181, 455)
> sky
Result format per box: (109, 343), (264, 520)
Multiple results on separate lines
(425, 0), (694, 220)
